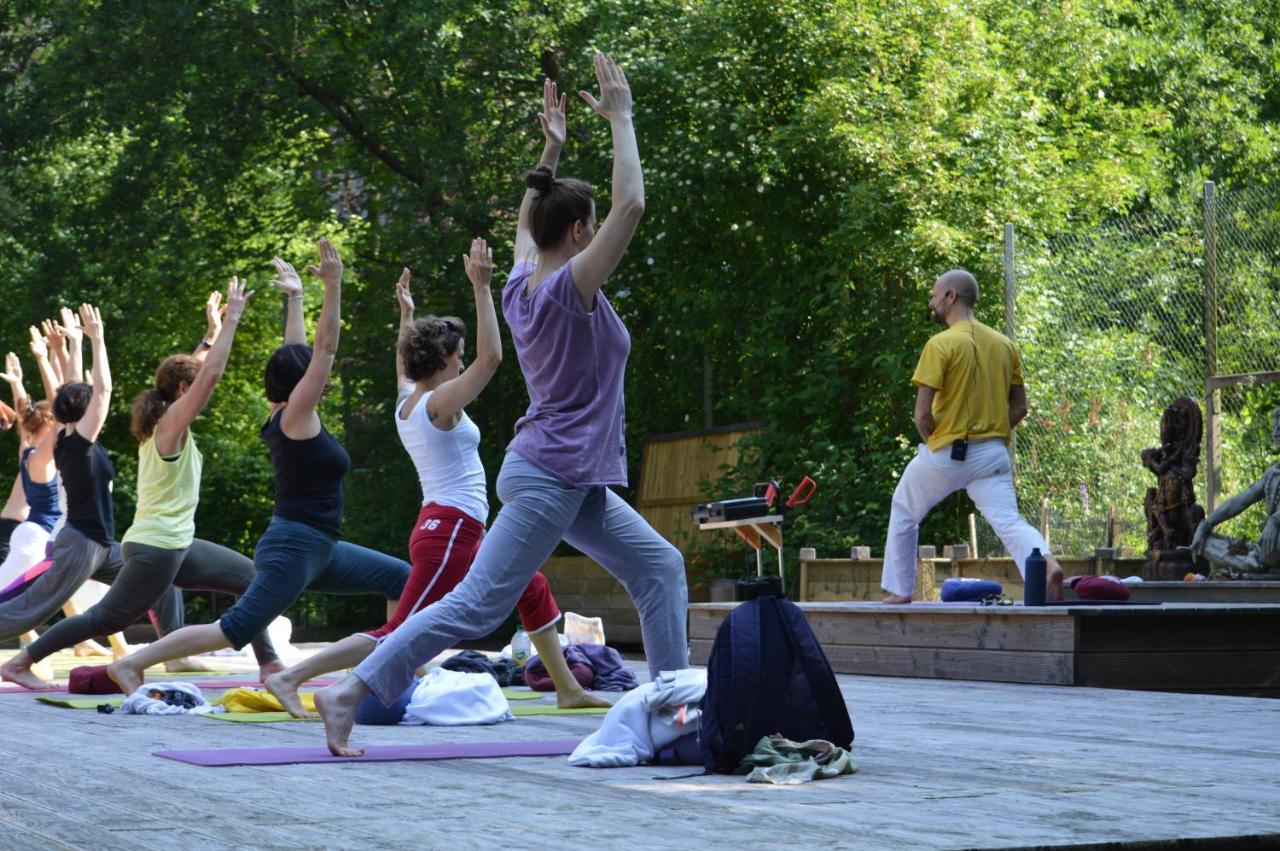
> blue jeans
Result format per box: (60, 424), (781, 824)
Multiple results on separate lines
(355, 452), (689, 706)
(219, 517), (409, 650)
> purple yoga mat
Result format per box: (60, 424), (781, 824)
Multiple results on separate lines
(154, 738), (583, 767)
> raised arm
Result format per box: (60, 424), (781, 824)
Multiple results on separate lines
(269, 257), (308, 346)
(394, 268), (415, 400)
(280, 239), (342, 438)
(74, 304), (111, 443)
(193, 291), (225, 364)
(569, 53), (645, 305)
(42, 320), (70, 386)
(515, 78), (567, 266)
(58, 307), (84, 384)
(28, 327), (59, 401)
(427, 239), (502, 425)
(154, 278), (255, 455)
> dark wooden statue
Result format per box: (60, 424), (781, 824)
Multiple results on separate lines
(1142, 396), (1205, 576)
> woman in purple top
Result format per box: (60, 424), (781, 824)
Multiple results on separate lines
(317, 54), (688, 756)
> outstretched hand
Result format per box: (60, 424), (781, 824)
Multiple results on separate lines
(462, 238), (493, 289)
(395, 268), (414, 316)
(223, 276), (255, 323)
(579, 52), (633, 121)
(78, 304), (103, 341)
(0, 352), (20, 385)
(58, 307), (83, 345)
(538, 78), (567, 148)
(269, 257), (304, 297)
(305, 238), (343, 288)
(27, 327), (47, 360)
(205, 290), (226, 341)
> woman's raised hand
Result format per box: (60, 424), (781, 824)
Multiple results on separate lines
(395, 268), (414, 316)
(27, 327), (46, 360)
(78, 304), (103, 340)
(223, 276), (255, 323)
(579, 52), (632, 121)
(305, 238), (343, 289)
(538, 78), (567, 148)
(205, 290), (225, 341)
(0, 352), (21, 385)
(57, 306), (83, 345)
(462, 238), (493, 289)
(269, 256), (304, 297)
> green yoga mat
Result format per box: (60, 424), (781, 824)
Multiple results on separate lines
(502, 689), (543, 701)
(200, 703), (610, 723)
(36, 696), (124, 709)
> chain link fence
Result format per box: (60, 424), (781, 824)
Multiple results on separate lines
(974, 183), (1280, 558)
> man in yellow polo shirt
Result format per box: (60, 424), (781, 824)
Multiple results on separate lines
(881, 269), (1063, 603)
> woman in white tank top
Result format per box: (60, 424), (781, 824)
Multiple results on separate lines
(268, 239), (611, 720)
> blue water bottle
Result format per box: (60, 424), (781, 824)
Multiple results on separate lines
(1024, 548), (1047, 607)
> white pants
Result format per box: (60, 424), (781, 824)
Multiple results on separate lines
(881, 438), (1050, 598)
(0, 521), (53, 589)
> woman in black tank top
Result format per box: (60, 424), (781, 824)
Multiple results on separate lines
(109, 241), (409, 695)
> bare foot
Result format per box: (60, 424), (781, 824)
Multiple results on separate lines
(31, 657), (56, 682)
(74, 640), (113, 657)
(315, 678), (367, 757)
(165, 656), (214, 673)
(107, 659), (144, 695)
(265, 670), (318, 719)
(1, 654), (57, 690)
(557, 688), (614, 710)
(258, 658), (286, 683)
(881, 594), (912, 604)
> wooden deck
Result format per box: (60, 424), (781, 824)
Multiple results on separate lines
(690, 602), (1280, 696)
(2, 647), (1279, 848)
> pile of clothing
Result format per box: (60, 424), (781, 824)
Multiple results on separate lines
(119, 682), (225, 716)
(524, 644), (639, 692)
(568, 668), (705, 767)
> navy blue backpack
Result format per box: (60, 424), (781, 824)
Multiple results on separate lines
(699, 595), (854, 773)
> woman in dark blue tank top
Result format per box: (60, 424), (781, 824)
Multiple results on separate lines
(0, 351), (62, 589)
(109, 241), (409, 695)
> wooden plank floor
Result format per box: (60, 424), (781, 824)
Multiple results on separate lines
(1, 648), (1278, 848)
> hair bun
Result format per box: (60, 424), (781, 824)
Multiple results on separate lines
(524, 166), (555, 192)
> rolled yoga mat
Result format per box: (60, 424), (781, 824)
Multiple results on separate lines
(155, 738), (583, 767)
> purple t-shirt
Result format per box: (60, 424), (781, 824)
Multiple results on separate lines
(503, 261), (630, 487)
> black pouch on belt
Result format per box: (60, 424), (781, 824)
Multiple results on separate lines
(950, 439), (968, 461)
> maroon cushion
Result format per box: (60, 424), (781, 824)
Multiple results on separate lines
(69, 665), (134, 695)
(1072, 576), (1131, 602)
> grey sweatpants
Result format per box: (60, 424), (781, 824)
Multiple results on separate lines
(25, 538), (278, 664)
(355, 452), (689, 706)
(0, 524), (181, 643)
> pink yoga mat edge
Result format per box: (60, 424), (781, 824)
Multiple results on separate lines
(154, 739), (582, 767)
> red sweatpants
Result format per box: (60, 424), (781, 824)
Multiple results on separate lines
(362, 503), (560, 640)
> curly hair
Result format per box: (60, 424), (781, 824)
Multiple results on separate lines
(400, 315), (467, 382)
(20, 399), (54, 437)
(131, 354), (201, 441)
(524, 165), (596, 250)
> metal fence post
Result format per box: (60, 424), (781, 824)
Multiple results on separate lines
(1003, 223), (1018, 484)
(1203, 181), (1220, 513)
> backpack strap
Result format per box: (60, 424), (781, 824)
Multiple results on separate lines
(721, 598), (763, 769)
(774, 597), (855, 747)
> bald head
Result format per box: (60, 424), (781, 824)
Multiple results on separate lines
(937, 269), (978, 306)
